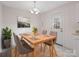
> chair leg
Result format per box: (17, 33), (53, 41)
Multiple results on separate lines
(43, 44), (47, 55)
(11, 48), (13, 57)
(53, 45), (57, 56)
(11, 47), (16, 57)
(25, 53), (28, 57)
(16, 51), (20, 57)
(51, 46), (54, 57)
(40, 43), (43, 51)
(31, 51), (34, 57)
(15, 47), (17, 57)
(26, 53), (29, 57)
(16, 47), (20, 57)
(49, 46), (52, 57)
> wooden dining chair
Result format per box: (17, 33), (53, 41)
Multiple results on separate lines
(13, 33), (34, 57)
(43, 31), (57, 57)
(40, 30), (47, 51)
(42, 30), (47, 35)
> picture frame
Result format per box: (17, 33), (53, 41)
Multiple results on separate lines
(17, 17), (30, 28)
(54, 17), (60, 29)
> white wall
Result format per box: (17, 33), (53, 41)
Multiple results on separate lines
(2, 5), (41, 47)
(1, 2), (79, 56)
(40, 2), (79, 51)
(0, 4), (2, 52)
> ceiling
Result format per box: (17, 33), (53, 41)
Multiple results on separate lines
(0, 1), (69, 13)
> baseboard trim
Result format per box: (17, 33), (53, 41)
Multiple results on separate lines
(56, 43), (63, 46)
(56, 43), (73, 51)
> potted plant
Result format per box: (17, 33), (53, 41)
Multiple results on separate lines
(2, 27), (12, 49)
(32, 27), (38, 35)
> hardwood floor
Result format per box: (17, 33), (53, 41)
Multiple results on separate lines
(11, 44), (57, 57)
(1, 44), (75, 57)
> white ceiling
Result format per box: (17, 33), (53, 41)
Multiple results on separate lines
(0, 1), (69, 13)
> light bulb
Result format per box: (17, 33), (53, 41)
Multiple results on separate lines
(35, 12), (38, 14)
(30, 10), (34, 13)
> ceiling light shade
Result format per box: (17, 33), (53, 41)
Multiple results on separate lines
(30, 1), (40, 14)
(30, 8), (40, 14)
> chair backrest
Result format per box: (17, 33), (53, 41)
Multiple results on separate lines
(13, 33), (24, 49)
(49, 31), (57, 36)
(42, 30), (47, 35)
(49, 31), (57, 44)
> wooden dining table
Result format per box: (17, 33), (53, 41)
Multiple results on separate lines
(20, 33), (56, 56)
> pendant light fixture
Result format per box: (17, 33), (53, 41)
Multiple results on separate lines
(30, 1), (40, 14)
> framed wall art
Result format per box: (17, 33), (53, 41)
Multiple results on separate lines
(54, 17), (60, 29)
(17, 17), (30, 28)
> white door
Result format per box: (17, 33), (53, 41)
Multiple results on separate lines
(56, 28), (63, 45)
(53, 13), (64, 46)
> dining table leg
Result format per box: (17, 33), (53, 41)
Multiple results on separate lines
(32, 47), (36, 57)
